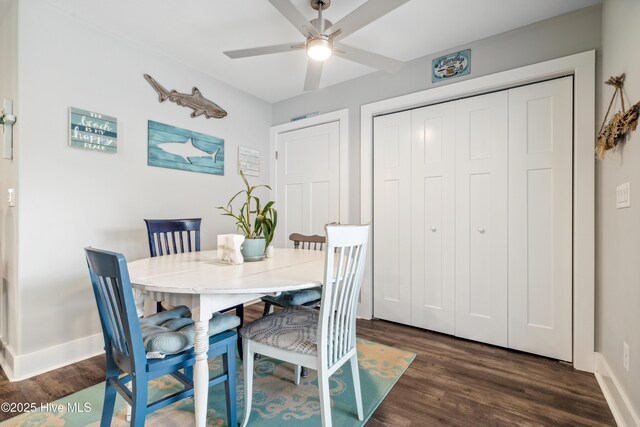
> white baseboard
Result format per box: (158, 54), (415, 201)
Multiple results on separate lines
(595, 352), (640, 427)
(0, 341), (16, 380)
(1, 334), (104, 382)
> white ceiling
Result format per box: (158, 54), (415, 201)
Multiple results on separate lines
(41, 0), (599, 103)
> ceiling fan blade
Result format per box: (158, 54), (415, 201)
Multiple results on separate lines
(334, 44), (404, 73)
(304, 60), (323, 92)
(268, 0), (320, 38)
(224, 42), (304, 59)
(327, 0), (410, 42)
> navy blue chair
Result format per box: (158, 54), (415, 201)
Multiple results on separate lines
(85, 247), (237, 427)
(144, 218), (245, 357)
(144, 218), (202, 257)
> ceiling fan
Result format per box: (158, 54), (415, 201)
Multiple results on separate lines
(223, 0), (410, 92)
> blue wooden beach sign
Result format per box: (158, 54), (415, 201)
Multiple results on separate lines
(432, 49), (471, 82)
(69, 107), (117, 153)
(148, 120), (224, 175)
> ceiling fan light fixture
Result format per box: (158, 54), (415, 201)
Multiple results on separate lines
(306, 38), (333, 61)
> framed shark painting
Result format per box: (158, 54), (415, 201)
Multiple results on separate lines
(147, 120), (224, 175)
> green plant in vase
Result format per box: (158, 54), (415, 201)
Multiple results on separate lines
(258, 203), (277, 256)
(217, 170), (277, 259)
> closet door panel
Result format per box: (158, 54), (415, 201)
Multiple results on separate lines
(468, 173), (493, 316)
(508, 77), (573, 361)
(455, 91), (509, 347)
(373, 111), (412, 324)
(410, 103), (455, 333)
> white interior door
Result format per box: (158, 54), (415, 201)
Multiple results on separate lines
(373, 111), (412, 324)
(454, 91), (509, 347)
(275, 121), (340, 247)
(508, 77), (573, 361)
(410, 103), (456, 334)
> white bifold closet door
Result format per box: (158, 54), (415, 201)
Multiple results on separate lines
(410, 103), (456, 334)
(507, 77), (573, 361)
(454, 92), (509, 347)
(372, 77), (573, 361)
(373, 111), (412, 325)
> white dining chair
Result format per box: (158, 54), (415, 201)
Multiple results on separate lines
(240, 224), (370, 427)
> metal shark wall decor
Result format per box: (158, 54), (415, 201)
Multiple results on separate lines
(148, 120), (224, 175)
(144, 74), (228, 119)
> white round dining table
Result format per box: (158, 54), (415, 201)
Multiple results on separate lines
(127, 248), (325, 427)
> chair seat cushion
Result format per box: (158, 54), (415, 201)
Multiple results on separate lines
(240, 306), (319, 355)
(260, 286), (323, 307)
(140, 305), (240, 356)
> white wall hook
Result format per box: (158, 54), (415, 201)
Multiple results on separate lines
(1, 99), (16, 160)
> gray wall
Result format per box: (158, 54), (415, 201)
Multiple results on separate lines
(0, 0), (19, 367)
(7, 0), (272, 377)
(272, 5), (602, 223)
(596, 0), (640, 415)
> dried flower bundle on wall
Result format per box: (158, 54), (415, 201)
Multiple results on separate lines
(596, 74), (640, 159)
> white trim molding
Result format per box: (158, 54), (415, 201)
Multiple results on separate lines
(0, 334), (103, 382)
(595, 352), (640, 426)
(360, 50), (596, 371)
(0, 342), (16, 380)
(269, 109), (350, 245)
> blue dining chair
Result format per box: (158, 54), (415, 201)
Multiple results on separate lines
(144, 218), (245, 358)
(85, 247), (238, 427)
(144, 218), (202, 257)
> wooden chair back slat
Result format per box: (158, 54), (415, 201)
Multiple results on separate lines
(145, 219), (202, 257)
(103, 276), (128, 355)
(318, 225), (369, 368)
(289, 233), (326, 251)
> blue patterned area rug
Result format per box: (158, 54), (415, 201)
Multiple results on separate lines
(1, 338), (415, 426)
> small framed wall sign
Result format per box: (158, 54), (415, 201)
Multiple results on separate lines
(238, 146), (260, 176)
(432, 49), (471, 82)
(69, 107), (118, 153)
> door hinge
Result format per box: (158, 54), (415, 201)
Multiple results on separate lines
(275, 150), (278, 160)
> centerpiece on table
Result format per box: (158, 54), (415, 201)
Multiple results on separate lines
(217, 170), (277, 261)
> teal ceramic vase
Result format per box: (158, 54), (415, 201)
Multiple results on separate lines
(241, 238), (266, 261)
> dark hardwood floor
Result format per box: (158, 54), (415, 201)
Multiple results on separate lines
(0, 304), (614, 425)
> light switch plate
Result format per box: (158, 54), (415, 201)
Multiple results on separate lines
(616, 182), (631, 208)
(7, 188), (15, 207)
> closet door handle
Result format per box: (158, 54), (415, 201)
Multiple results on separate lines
(430, 226), (438, 232)
(477, 227), (485, 234)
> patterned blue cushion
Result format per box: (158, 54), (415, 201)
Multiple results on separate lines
(240, 306), (319, 355)
(139, 305), (240, 356)
(261, 286), (323, 307)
